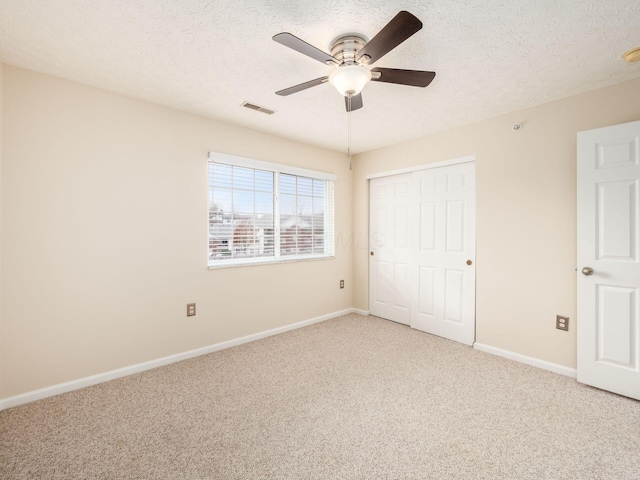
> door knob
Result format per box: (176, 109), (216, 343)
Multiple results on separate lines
(466, 260), (473, 265)
(581, 267), (594, 276)
(370, 251), (374, 256)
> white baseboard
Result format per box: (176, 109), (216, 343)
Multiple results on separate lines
(352, 308), (370, 316)
(473, 343), (577, 378)
(0, 308), (358, 411)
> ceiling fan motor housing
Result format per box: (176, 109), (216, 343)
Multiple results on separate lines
(330, 35), (368, 65)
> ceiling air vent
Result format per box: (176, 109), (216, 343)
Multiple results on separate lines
(241, 102), (276, 115)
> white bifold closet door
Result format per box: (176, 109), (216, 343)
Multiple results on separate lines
(369, 173), (413, 326)
(369, 161), (476, 345)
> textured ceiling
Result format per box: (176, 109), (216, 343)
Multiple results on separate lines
(1, 0), (639, 154)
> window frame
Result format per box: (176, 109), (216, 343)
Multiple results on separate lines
(207, 152), (336, 269)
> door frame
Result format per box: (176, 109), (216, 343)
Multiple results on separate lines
(366, 156), (476, 181)
(366, 155), (477, 340)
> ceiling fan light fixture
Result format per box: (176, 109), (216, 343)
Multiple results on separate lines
(329, 65), (372, 96)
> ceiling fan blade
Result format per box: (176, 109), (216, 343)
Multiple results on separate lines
(345, 93), (363, 112)
(370, 68), (436, 87)
(273, 32), (338, 65)
(276, 76), (329, 96)
(356, 11), (422, 65)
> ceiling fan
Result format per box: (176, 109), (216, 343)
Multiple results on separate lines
(273, 11), (436, 112)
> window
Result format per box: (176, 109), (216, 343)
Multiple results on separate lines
(208, 152), (335, 267)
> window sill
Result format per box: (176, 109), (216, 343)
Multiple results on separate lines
(207, 255), (335, 270)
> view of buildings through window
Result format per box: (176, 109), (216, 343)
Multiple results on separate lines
(208, 161), (330, 264)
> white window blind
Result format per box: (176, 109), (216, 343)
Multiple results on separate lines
(208, 153), (335, 267)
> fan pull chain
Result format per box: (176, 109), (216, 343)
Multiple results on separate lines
(347, 93), (352, 170)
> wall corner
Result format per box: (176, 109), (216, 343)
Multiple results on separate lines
(0, 62), (5, 399)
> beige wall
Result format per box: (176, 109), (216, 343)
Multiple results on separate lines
(2, 64), (639, 401)
(352, 77), (640, 369)
(0, 66), (353, 398)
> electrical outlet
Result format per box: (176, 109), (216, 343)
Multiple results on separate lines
(556, 315), (569, 331)
(187, 303), (196, 317)
(340, 280), (344, 289)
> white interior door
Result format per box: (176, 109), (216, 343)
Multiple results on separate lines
(577, 120), (640, 400)
(369, 161), (476, 344)
(369, 174), (412, 325)
(411, 163), (476, 345)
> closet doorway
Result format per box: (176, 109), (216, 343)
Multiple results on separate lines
(369, 159), (476, 345)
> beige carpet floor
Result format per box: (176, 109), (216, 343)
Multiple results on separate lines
(1, 314), (639, 479)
